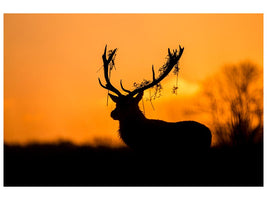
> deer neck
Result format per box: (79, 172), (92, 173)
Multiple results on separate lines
(118, 108), (147, 147)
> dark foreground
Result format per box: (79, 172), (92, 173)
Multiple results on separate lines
(4, 142), (263, 186)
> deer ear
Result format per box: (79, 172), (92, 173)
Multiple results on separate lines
(134, 91), (144, 103)
(108, 94), (119, 103)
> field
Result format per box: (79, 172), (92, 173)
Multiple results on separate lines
(4, 142), (263, 186)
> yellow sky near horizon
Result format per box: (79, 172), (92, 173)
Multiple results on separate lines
(4, 14), (263, 146)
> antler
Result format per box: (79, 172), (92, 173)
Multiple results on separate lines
(121, 45), (184, 97)
(98, 45), (122, 96)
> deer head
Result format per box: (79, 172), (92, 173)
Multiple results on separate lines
(108, 92), (144, 120)
(98, 45), (184, 120)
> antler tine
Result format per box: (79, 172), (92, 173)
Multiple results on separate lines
(152, 65), (156, 81)
(119, 65), (156, 95)
(120, 80), (132, 93)
(98, 45), (122, 96)
(168, 45), (184, 64)
(127, 46), (184, 97)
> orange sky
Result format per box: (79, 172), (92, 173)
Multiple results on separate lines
(4, 14), (263, 146)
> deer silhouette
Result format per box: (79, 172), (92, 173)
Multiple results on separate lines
(98, 45), (212, 153)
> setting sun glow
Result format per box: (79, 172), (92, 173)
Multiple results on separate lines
(4, 14), (263, 146)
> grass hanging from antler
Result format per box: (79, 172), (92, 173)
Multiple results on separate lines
(172, 63), (180, 95)
(134, 55), (181, 101)
(132, 56), (181, 111)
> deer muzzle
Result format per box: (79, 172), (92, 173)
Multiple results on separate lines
(111, 109), (119, 120)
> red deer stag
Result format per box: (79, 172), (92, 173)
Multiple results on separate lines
(98, 45), (212, 152)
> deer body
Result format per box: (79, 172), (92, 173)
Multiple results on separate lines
(109, 92), (211, 152)
(98, 45), (212, 152)
(119, 118), (211, 152)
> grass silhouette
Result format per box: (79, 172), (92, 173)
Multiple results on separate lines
(4, 140), (263, 186)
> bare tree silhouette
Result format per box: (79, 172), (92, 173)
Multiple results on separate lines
(98, 45), (212, 153)
(202, 62), (263, 146)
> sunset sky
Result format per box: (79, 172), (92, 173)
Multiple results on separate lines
(4, 14), (263, 146)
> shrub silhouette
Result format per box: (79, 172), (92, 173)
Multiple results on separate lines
(201, 62), (263, 146)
